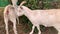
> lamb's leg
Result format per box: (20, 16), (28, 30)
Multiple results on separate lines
(29, 25), (35, 34)
(4, 15), (9, 34)
(37, 25), (41, 34)
(10, 18), (17, 34)
(12, 19), (17, 34)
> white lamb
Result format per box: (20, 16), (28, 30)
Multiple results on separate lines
(4, 5), (19, 34)
(3, 1), (26, 34)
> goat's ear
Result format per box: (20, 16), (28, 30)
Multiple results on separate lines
(20, 7), (23, 9)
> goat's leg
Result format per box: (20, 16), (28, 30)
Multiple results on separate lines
(58, 30), (60, 34)
(16, 17), (19, 24)
(29, 25), (35, 34)
(54, 24), (60, 34)
(37, 25), (41, 34)
(13, 20), (17, 34)
(10, 18), (17, 34)
(55, 27), (60, 34)
(4, 15), (9, 34)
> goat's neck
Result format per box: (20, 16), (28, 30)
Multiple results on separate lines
(24, 9), (33, 17)
(23, 8), (34, 20)
(24, 10), (34, 22)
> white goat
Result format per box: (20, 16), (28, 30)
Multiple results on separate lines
(7, 1), (60, 34)
(18, 3), (60, 34)
(4, 1), (26, 34)
(4, 5), (19, 34)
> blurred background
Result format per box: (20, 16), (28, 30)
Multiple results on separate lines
(0, 0), (60, 34)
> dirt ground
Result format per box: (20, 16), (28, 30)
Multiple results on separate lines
(0, 8), (58, 34)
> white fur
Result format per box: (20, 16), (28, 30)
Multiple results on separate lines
(18, 6), (60, 34)
(4, 0), (26, 34)
(3, 0), (20, 34)
(11, 0), (18, 8)
(4, 5), (19, 34)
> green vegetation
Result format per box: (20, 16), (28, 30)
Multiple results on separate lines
(0, 0), (10, 7)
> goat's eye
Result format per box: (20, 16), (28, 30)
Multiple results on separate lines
(20, 7), (23, 9)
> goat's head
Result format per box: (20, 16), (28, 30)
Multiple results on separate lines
(17, 6), (24, 16)
(17, 1), (26, 16)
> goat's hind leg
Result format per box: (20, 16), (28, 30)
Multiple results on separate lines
(10, 18), (17, 34)
(4, 15), (9, 34)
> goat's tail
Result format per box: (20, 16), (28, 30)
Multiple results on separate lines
(19, 1), (26, 7)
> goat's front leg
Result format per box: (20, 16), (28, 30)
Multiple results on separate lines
(29, 25), (35, 34)
(37, 25), (41, 34)
(4, 15), (9, 34)
(55, 28), (60, 34)
(58, 30), (60, 34)
(54, 24), (60, 34)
